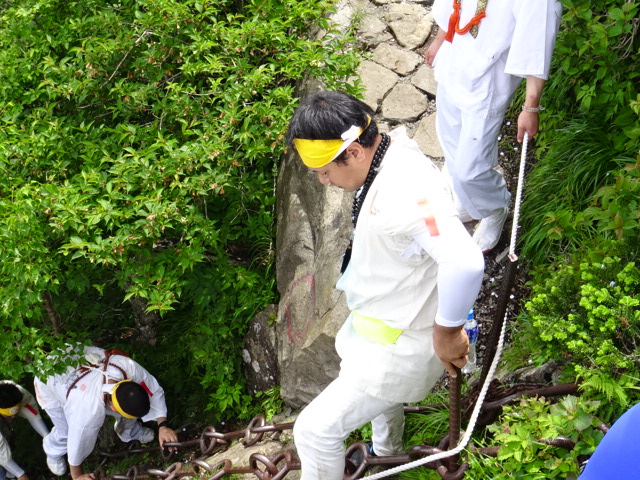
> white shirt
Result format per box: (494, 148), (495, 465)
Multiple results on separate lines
(334, 128), (484, 402)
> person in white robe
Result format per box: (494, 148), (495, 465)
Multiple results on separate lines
(425, 0), (562, 252)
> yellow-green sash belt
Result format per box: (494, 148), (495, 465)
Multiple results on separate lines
(352, 311), (404, 345)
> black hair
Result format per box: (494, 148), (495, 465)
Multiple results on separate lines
(0, 383), (22, 409)
(114, 381), (151, 418)
(286, 91), (379, 162)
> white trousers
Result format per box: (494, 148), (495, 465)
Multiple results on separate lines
(293, 376), (405, 480)
(436, 84), (511, 219)
(42, 406), (142, 461)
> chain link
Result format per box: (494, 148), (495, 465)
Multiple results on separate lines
(96, 382), (589, 480)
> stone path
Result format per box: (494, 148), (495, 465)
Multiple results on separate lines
(332, 0), (443, 161)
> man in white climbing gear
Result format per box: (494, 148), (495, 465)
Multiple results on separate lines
(0, 381), (50, 480)
(34, 345), (177, 480)
(287, 90), (484, 479)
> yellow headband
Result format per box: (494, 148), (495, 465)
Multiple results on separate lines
(293, 116), (371, 168)
(111, 379), (137, 419)
(0, 403), (21, 416)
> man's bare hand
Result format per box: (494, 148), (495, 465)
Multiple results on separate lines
(433, 324), (469, 378)
(159, 426), (178, 452)
(76, 474), (95, 480)
(424, 29), (446, 67)
(70, 464), (94, 480)
(517, 110), (540, 142)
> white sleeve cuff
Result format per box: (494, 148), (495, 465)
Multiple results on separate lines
(435, 312), (467, 328)
(3, 459), (25, 478)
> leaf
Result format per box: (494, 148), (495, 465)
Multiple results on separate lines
(68, 236), (87, 248)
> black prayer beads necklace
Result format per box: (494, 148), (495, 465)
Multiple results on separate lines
(340, 132), (391, 273)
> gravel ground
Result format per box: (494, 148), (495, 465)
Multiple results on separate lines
(470, 118), (535, 377)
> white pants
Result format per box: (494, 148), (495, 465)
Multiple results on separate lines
(293, 376), (405, 480)
(42, 406), (142, 460)
(436, 84), (511, 220)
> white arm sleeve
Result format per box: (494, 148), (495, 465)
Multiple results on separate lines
(17, 387), (50, 438)
(26, 415), (49, 438)
(0, 434), (25, 478)
(413, 216), (484, 327)
(2, 459), (25, 478)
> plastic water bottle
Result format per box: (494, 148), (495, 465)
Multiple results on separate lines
(462, 309), (478, 375)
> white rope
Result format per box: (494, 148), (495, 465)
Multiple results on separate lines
(508, 132), (529, 261)
(365, 319), (509, 479)
(365, 133), (530, 480)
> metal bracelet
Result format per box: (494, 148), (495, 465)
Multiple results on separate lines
(521, 104), (545, 113)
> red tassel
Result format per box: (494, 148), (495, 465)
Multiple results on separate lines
(456, 11), (487, 35)
(444, 1), (461, 43)
(444, 0), (487, 42)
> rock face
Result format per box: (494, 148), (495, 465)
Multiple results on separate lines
(242, 305), (279, 395)
(243, 0), (444, 409)
(272, 80), (353, 408)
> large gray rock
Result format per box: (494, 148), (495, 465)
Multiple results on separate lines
(357, 60), (399, 110)
(411, 64), (438, 97)
(331, 0), (373, 31)
(372, 43), (423, 76)
(414, 113), (444, 159)
(274, 80), (352, 406)
(243, 304), (279, 395)
(381, 84), (429, 122)
(386, 4), (434, 50)
(356, 1), (393, 47)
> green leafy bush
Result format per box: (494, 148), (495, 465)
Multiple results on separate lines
(394, 395), (603, 480)
(470, 396), (603, 480)
(508, 254), (640, 413)
(582, 157), (640, 244)
(518, 117), (631, 264)
(0, 0), (360, 422)
(545, 0), (639, 151)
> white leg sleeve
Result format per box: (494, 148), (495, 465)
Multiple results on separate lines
(370, 402), (405, 456)
(41, 406), (69, 459)
(26, 414), (50, 438)
(293, 376), (403, 480)
(108, 412), (142, 443)
(436, 84), (510, 219)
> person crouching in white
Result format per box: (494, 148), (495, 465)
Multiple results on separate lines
(34, 346), (177, 480)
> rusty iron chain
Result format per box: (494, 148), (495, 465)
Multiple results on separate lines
(96, 382), (592, 480)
